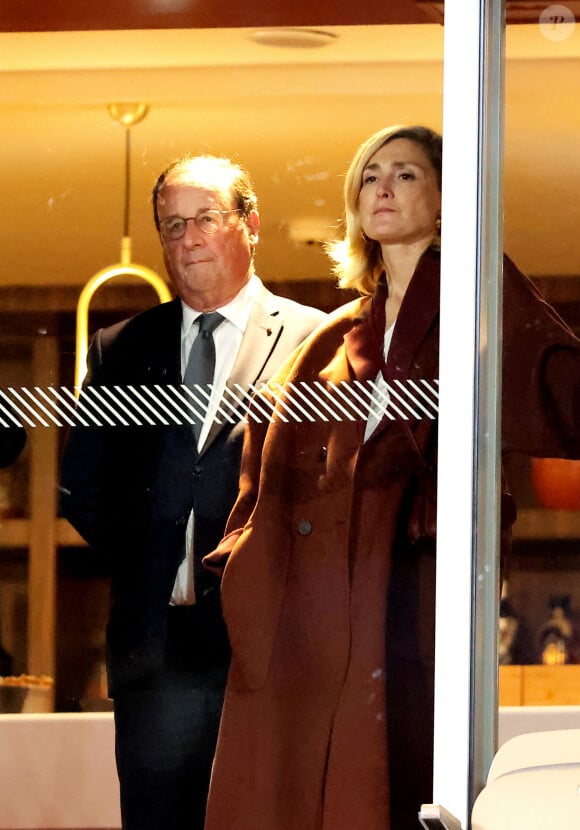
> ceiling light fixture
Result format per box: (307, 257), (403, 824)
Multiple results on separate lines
(74, 103), (172, 391)
(286, 217), (336, 246)
(247, 28), (338, 49)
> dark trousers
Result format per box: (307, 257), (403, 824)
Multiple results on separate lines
(113, 607), (229, 830)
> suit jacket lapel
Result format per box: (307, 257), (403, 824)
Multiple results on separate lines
(227, 285), (283, 389)
(142, 298), (183, 385)
(201, 283), (285, 452)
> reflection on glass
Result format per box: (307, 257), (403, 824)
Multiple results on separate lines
(497, 23), (580, 713)
(0, 15), (577, 816)
(0, 23), (446, 715)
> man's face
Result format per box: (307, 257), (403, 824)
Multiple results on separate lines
(156, 172), (259, 311)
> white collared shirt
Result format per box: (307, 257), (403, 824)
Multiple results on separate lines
(171, 273), (260, 605)
(364, 322), (395, 442)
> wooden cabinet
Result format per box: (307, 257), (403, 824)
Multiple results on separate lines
(499, 665), (580, 707)
(1, 329), (86, 710)
(0, 286), (155, 711)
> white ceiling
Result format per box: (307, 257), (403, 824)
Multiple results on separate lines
(0, 23), (579, 291)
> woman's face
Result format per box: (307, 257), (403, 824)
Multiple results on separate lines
(358, 138), (441, 248)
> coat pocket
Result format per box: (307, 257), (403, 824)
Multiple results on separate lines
(221, 514), (291, 691)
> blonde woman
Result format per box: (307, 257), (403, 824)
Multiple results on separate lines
(204, 126), (580, 830)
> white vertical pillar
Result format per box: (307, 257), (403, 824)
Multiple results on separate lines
(434, 0), (505, 825)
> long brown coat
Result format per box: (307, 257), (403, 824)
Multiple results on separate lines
(203, 249), (580, 830)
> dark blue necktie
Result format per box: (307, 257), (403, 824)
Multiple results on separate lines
(183, 311), (224, 443)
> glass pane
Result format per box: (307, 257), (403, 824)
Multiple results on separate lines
(0, 7), (441, 747)
(499, 18), (580, 715)
(0, 9), (455, 829)
(471, 13), (580, 828)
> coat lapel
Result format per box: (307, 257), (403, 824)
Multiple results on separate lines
(342, 249), (441, 443)
(384, 248), (440, 382)
(343, 248), (441, 384)
(343, 296), (383, 383)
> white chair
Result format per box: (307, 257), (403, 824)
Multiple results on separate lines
(0, 712), (121, 829)
(471, 729), (580, 829)
(498, 704), (580, 746)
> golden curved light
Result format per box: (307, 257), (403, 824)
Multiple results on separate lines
(74, 237), (172, 391)
(74, 104), (172, 393)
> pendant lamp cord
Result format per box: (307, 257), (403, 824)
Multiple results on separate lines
(123, 126), (132, 238)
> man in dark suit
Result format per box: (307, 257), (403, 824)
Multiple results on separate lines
(59, 154), (326, 830)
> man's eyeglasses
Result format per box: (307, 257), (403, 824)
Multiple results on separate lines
(159, 209), (243, 241)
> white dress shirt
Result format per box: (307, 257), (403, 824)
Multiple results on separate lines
(170, 273), (260, 605)
(364, 322), (395, 442)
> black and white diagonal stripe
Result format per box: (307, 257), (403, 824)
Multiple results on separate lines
(0, 380), (439, 429)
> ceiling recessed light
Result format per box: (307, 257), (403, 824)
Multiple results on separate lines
(286, 217), (336, 245)
(247, 28), (338, 49)
(146, 0), (192, 11)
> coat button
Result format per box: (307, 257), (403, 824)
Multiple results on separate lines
(193, 466), (203, 478)
(298, 519), (313, 536)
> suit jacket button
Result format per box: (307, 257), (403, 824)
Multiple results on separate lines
(193, 466), (203, 478)
(298, 519), (313, 536)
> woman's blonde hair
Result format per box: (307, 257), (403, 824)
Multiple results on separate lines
(326, 125), (442, 295)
